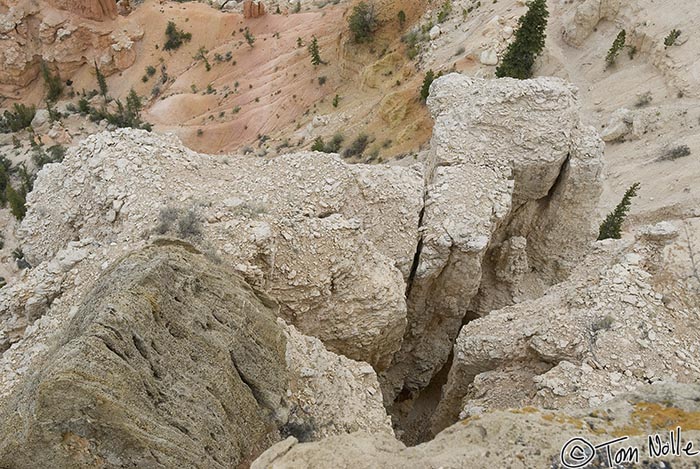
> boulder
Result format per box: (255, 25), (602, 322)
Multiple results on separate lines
(0, 243), (290, 467)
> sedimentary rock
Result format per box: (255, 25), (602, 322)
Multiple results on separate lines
(46, 0), (118, 21)
(243, 0), (266, 18)
(15, 129), (423, 370)
(562, 0), (622, 47)
(0, 243), (289, 467)
(431, 232), (700, 434)
(0, 243), (394, 467)
(382, 74), (604, 402)
(253, 383), (700, 469)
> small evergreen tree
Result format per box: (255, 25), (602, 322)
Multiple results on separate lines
(605, 30), (626, 67)
(495, 0), (549, 79)
(244, 27), (256, 48)
(664, 29), (681, 48)
(164, 21), (192, 51)
(420, 70), (442, 102)
(348, 2), (378, 43)
(308, 36), (323, 66)
(95, 62), (108, 99)
(398, 10), (406, 28)
(5, 184), (26, 220)
(41, 62), (63, 102)
(598, 182), (640, 240)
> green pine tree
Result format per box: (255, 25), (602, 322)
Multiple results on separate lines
(605, 30), (626, 67)
(598, 182), (640, 240)
(95, 62), (108, 99)
(495, 0), (549, 79)
(420, 70), (442, 102)
(41, 62), (63, 102)
(308, 36), (323, 66)
(5, 183), (26, 221)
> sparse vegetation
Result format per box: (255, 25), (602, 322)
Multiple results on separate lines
(155, 205), (202, 239)
(164, 21), (192, 51)
(495, 0), (549, 79)
(0, 104), (36, 133)
(41, 62), (63, 102)
(420, 70), (442, 102)
(398, 10), (406, 28)
(88, 89), (152, 131)
(332, 94), (340, 108)
(244, 27), (256, 48)
(664, 29), (681, 48)
(660, 144), (691, 161)
(318, 76), (327, 85)
(437, 0), (452, 23)
(348, 1), (378, 43)
(95, 62), (109, 99)
(308, 36), (324, 66)
(598, 182), (640, 240)
(605, 30), (626, 67)
(343, 133), (370, 158)
(312, 133), (344, 153)
(194, 47), (211, 71)
(634, 91), (653, 108)
(5, 183), (26, 220)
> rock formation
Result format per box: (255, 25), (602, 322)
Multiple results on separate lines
(46, 0), (118, 21)
(381, 74), (604, 404)
(10, 129), (423, 372)
(0, 242), (392, 466)
(0, 0), (141, 93)
(243, 0), (266, 18)
(253, 383), (700, 468)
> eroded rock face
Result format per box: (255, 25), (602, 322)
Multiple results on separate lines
(14, 129), (423, 370)
(431, 232), (700, 434)
(562, 0), (621, 47)
(46, 0), (118, 21)
(253, 383), (700, 469)
(0, 242), (289, 467)
(0, 243), (394, 466)
(382, 74), (603, 402)
(0, 0), (141, 93)
(243, 0), (266, 18)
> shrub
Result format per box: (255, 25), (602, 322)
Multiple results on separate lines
(164, 21), (192, 50)
(194, 47), (211, 71)
(318, 76), (327, 85)
(660, 144), (691, 161)
(293, 0), (301, 13)
(1, 104), (36, 133)
(398, 10), (406, 27)
(437, 0), (452, 23)
(311, 136), (325, 151)
(146, 65), (157, 77)
(348, 2), (378, 43)
(605, 30), (626, 67)
(41, 63), (63, 102)
(244, 27), (255, 48)
(343, 133), (369, 158)
(598, 182), (640, 240)
(420, 69), (442, 102)
(634, 91), (652, 108)
(5, 183), (26, 220)
(664, 29), (681, 48)
(89, 89), (151, 131)
(495, 0), (549, 79)
(332, 94), (340, 108)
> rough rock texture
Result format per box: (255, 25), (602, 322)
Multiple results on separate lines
(283, 322), (394, 440)
(253, 383), (700, 469)
(0, 242), (394, 467)
(46, 0), (118, 21)
(562, 0), (622, 47)
(431, 226), (700, 434)
(0, 0), (142, 93)
(12, 129), (423, 370)
(0, 242), (290, 468)
(243, 0), (266, 18)
(382, 74), (604, 402)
